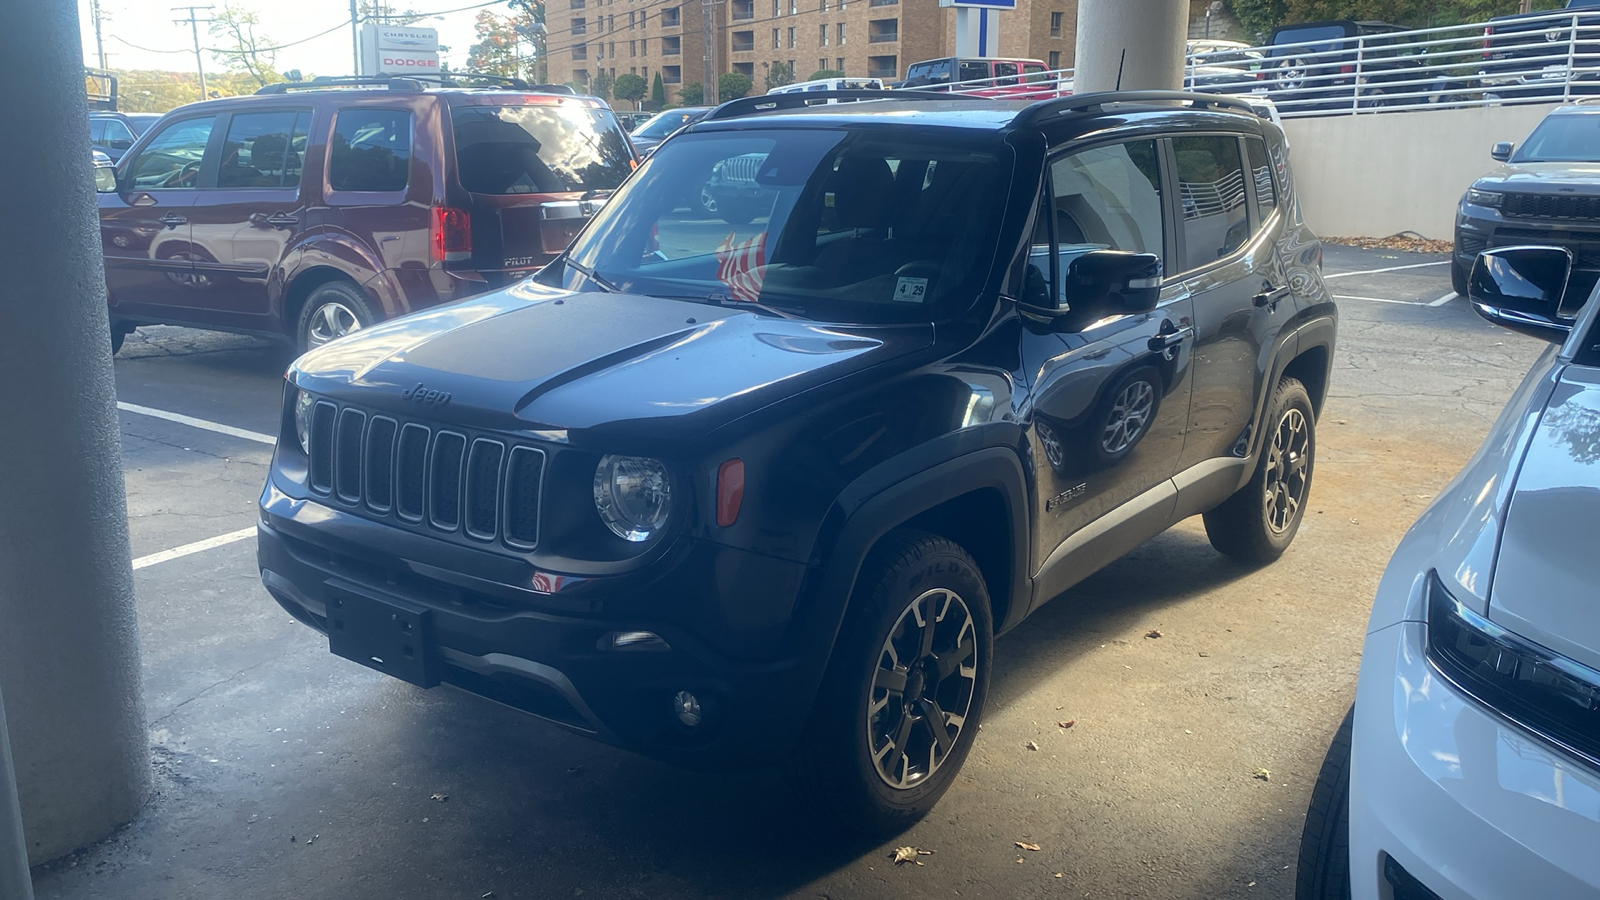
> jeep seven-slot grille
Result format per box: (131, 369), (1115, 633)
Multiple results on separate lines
(1503, 193), (1600, 221)
(306, 401), (544, 549)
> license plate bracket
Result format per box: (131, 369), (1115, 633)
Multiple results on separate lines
(326, 590), (440, 687)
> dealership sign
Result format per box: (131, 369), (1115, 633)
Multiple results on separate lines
(360, 24), (441, 76)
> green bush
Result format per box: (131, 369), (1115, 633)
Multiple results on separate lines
(718, 71), (753, 100)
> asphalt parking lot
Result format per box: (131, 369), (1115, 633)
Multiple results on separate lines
(32, 245), (1547, 900)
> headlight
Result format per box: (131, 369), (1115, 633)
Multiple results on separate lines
(1466, 188), (1503, 209)
(1425, 571), (1600, 766)
(293, 388), (315, 455)
(593, 455), (672, 542)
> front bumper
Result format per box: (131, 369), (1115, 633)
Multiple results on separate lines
(1348, 618), (1600, 900)
(257, 488), (819, 770)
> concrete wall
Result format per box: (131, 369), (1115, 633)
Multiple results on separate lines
(1281, 102), (1559, 240)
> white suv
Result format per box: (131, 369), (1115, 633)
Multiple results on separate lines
(1296, 245), (1600, 899)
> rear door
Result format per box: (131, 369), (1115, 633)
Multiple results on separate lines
(101, 113), (218, 321)
(445, 97), (635, 285)
(181, 107), (312, 329)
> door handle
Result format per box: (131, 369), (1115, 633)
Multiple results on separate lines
(157, 213), (187, 228)
(265, 213), (299, 228)
(1254, 284), (1293, 309)
(1147, 324), (1194, 353)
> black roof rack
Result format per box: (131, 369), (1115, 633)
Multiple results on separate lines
(421, 72), (535, 90)
(701, 89), (976, 120)
(1011, 90), (1260, 127)
(256, 75), (425, 94)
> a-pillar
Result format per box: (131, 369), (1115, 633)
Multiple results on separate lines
(1072, 0), (1189, 94)
(0, 0), (149, 868)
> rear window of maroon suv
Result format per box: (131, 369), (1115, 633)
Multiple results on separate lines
(450, 103), (634, 195)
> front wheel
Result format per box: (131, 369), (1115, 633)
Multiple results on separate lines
(789, 530), (993, 835)
(296, 281), (378, 353)
(1295, 707), (1353, 900)
(1451, 256), (1470, 297)
(1203, 376), (1316, 564)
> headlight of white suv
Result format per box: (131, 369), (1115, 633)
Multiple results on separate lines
(593, 455), (672, 542)
(293, 388), (315, 455)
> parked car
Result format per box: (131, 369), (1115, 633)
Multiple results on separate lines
(1453, 103), (1600, 298)
(89, 111), (163, 162)
(93, 76), (635, 353)
(766, 76), (885, 103)
(628, 107), (711, 157)
(258, 89), (1335, 831)
(615, 110), (655, 131)
(1256, 20), (1424, 111)
(1480, 0), (1600, 102)
(901, 57), (1059, 99)
(1185, 39), (1264, 94)
(1296, 245), (1600, 900)
(697, 150), (775, 223)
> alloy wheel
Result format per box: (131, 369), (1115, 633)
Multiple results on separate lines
(307, 301), (362, 348)
(700, 186), (720, 215)
(1263, 406), (1311, 534)
(867, 588), (978, 790)
(1102, 379), (1155, 454)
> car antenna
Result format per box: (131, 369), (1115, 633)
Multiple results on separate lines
(1115, 50), (1126, 91)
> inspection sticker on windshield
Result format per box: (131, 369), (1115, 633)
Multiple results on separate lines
(893, 277), (929, 303)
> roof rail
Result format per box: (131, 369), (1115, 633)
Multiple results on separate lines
(255, 75), (424, 94)
(1011, 90), (1259, 127)
(701, 89), (977, 120)
(418, 72), (535, 90)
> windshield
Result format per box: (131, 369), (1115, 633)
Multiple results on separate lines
(633, 109), (708, 140)
(553, 127), (1013, 324)
(1514, 114), (1600, 162)
(451, 104), (633, 194)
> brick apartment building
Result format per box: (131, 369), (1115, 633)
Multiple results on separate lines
(545, 0), (1231, 105)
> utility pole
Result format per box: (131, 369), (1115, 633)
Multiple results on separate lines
(172, 5), (213, 101)
(89, 0), (107, 69)
(351, 0), (362, 75)
(701, 0), (715, 103)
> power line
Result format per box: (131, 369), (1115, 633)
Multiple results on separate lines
(172, 5), (214, 100)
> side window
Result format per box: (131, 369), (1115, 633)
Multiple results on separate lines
(329, 109), (412, 193)
(994, 61), (1019, 85)
(104, 120), (137, 151)
(1030, 140), (1165, 307)
(1245, 136), (1276, 212)
(124, 115), (216, 190)
(1172, 135), (1249, 270)
(1022, 64), (1048, 84)
(89, 120), (106, 144)
(217, 110), (309, 189)
(958, 61), (989, 83)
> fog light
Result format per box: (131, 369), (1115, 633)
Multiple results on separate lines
(673, 690), (702, 727)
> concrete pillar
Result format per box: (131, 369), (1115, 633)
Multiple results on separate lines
(1073, 0), (1189, 94)
(0, 0), (149, 867)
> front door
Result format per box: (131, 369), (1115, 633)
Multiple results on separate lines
(1018, 138), (1195, 603)
(101, 113), (218, 322)
(184, 109), (313, 331)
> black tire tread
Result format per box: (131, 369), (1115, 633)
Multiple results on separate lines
(1203, 376), (1314, 565)
(1451, 257), (1469, 297)
(1295, 705), (1354, 900)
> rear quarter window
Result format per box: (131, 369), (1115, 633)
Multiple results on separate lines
(329, 109), (412, 193)
(452, 103), (633, 195)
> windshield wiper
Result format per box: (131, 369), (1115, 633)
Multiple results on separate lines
(707, 295), (806, 320)
(562, 256), (621, 293)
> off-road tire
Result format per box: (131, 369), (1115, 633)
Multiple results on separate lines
(789, 530), (993, 836)
(1203, 376), (1315, 564)
(1295, 706), (1353, 900)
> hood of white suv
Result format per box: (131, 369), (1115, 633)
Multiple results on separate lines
(1490, 364), (1600, 673)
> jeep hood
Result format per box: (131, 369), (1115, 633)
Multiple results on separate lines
(1489, 364), (1600, 674)
(1476, 162), (1600, 193)
(291, 279), (931, 443)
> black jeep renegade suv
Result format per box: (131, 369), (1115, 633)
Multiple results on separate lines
(258, 89), (1337, 831)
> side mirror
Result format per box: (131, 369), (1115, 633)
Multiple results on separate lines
(94, 164), (118, 193)
(1065, 250), (1162, 315)
(1468, 246), (1575, 343)
(1491, 141), (1514, 162)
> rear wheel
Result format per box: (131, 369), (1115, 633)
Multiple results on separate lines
(1295, 706), (1353, 900)
(1203, 376), (1315, 564)
(789, 530), (993, 836)
(296, 281), (378, 353)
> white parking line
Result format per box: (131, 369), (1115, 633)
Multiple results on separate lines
(132, 527), (256, 570)
(118, 402), (276, 446)
(1427, 291), (1459, 307)
(1333, 294), (1430, 306)
(1323, 260), (1449, 280)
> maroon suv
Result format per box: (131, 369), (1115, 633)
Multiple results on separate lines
(96, 77), (636, 352)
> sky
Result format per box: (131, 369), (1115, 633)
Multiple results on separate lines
(77, 0), (507, 79)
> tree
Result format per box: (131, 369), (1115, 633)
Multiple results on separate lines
(590, 70), (613, 100)
(613, 72), (647, 106)
(209, 4), (281, 88)
(718, 71), (752, 100)
(678, 81), (704, 105)
(764, 60), (796, 91)
(809, 68), (845, 80)
(651, 72), (666, 106)
(1227, 0), (1562, 35)
(468, 9), (542, 80)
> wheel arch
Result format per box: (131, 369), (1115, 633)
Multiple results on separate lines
(1281, 331), (1334, 418)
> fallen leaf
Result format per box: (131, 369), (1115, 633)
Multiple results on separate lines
(431, 793), (449, 802)
(1056, 720), (1075, 729)
(1145, 630), (1162, 639)
(1253, 768), (1271, 782)
(890, 846), (933, 866)
(1015, 857), (1025, 864)
(1054, 873), (1063, 878)
(1025, 740), (1040, 751)
(1016, 841), (1042, 851)
(1198, 652), (1211, 658)
(304, 834), (317, 846)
